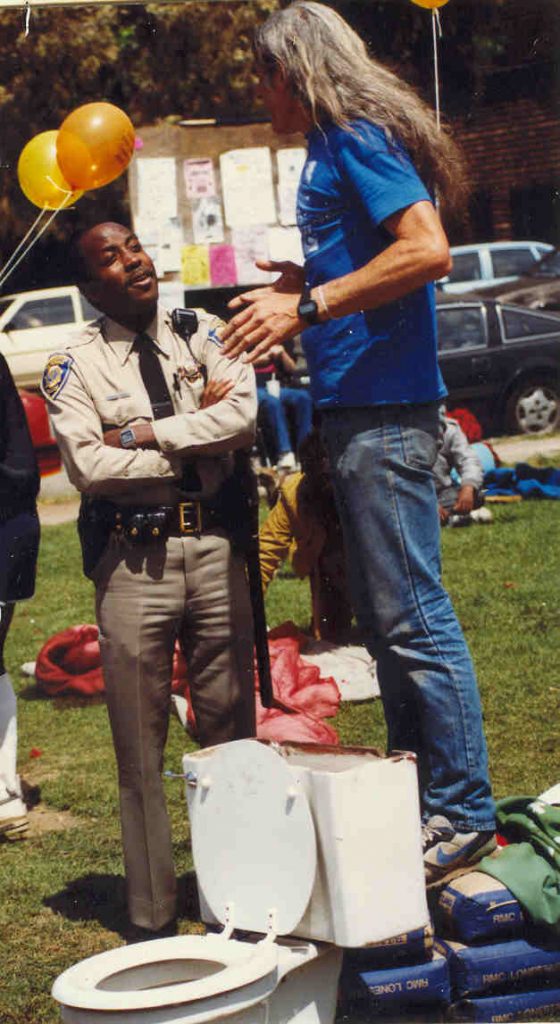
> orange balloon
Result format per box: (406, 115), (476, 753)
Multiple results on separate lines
(56, 102), (135, 191)
(410, 0), (449, 7)
(17, 131), (83, 210)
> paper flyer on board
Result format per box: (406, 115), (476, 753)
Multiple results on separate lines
(209, 245), (237, 287)
(136, 157), (177, 221)
(276, 147), (306, 225)
(268, 225), (304, 266)
(220, 147), (276, 227)
(180, 244), (210, 287)
(232, 226), (272, 284)
(183, 157), (216, 199)
(192, 196), (224, 245)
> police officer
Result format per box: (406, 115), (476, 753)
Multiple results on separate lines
(42, 222), (257, 936)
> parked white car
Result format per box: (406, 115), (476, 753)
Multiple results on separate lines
(0, 286), (100, 390)
(438, 240), (554, 295)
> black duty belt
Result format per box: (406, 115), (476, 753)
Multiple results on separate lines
(100, 500), (226, 542)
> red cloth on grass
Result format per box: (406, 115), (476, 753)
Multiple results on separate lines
(34, 622), (341, 744)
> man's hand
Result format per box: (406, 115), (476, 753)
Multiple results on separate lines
(200, 378), (234, 408)
(222, 259), (306, 362)
(453, 484), (476, 515)
(104, 424), (157, 449)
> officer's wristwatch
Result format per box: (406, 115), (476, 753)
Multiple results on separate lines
(297, 286), (320, 326)
(120, 427), (137, 449)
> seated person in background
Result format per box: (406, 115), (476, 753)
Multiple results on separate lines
(255, 341), (313, 471)
(259, 428), (353, 641)
(435, 408), (490, 525)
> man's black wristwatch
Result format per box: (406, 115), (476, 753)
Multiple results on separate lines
(120, 427), (137, 449)
(297, 286), (320, 326)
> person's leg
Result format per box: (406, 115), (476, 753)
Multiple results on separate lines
(0, 603), (28, 837)
(321, 404), (495, 835)
(280, 388), (314, 449)
(178, 532), (255, 747)
(257, 388), (294, 461)
(95, 540), (182, 931)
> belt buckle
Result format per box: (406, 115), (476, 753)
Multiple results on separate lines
(178, 501), (202, 537)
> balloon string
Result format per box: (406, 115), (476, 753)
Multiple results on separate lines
(0, 193), (73, 291)
(0, 209), (47, 290)
(432, 8), (442, 131)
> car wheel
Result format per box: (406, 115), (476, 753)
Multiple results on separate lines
(504, 378), (560, 435)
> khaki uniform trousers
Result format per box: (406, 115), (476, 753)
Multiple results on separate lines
(94, 529), (255, 930)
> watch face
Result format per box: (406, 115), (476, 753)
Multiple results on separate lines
(298, 297), (319, 324)
(120, 428), (136, 449)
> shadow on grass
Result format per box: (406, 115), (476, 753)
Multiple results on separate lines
(18, 684), (106, 710)
(44, 871), (201, 938)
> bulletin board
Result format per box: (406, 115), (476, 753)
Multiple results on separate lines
(128, 119), (307, 307)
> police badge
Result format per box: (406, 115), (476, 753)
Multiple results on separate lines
(42, 353), (74, 400)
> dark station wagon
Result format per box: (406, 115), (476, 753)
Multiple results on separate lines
(436, 294), (560, 436)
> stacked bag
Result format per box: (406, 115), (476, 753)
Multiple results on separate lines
(433, 870), (560, 1021)
(338, 794), (560, 1022)
(339, 875), (560, 1022)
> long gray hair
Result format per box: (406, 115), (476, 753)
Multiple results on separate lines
(254, 1), (467, 214)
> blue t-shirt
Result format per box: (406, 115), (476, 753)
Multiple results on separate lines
(297, 120), (447, 408)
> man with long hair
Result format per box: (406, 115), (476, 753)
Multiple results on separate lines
(223, 1), (496, 882)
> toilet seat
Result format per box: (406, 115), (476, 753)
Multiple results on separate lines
(53, 933), (279, 1019)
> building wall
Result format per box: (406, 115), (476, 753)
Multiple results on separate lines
(455, 98), (560, 244)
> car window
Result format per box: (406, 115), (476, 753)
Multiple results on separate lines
(437, 306), (486, 353)
(490, 248), (537, 278)
(446, 252), (482, 284)
(8, 296), (75, 330)
(0, 298), (13, 317)
(80, 295), (102, 320)
(501, 307), (560, 341)
(531, 251), (560, 278)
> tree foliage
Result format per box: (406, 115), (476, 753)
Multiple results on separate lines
(0, 0), (557, 288)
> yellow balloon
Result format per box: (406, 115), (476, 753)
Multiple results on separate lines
(57, 102), (136, 191)
(410, 0), (449, 8)
(17, 131), (83, 210)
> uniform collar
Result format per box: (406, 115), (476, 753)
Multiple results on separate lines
(102, 305), (170, 365)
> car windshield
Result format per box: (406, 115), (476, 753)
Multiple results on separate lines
(0, 297), (14, 317)
(529, 250), (560, 278)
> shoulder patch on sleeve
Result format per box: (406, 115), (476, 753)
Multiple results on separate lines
(42, 352), (74, 400)
(207, 326), (224, 348)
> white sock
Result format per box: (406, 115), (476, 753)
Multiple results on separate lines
(0, 672), (22, 804)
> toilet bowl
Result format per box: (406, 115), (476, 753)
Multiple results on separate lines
(52, 739), (429, 1023)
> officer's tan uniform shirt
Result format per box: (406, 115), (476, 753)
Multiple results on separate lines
(42, 305), (256, 505)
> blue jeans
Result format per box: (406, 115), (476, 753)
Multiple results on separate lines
(257, 387), (313, 456)
(321, 403), (495, 832)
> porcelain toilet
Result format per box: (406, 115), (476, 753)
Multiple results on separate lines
(52, 739), (430, 1023)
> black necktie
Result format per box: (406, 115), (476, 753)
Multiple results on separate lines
(136, 331), (174, 421)
(135, 331), (201, 493)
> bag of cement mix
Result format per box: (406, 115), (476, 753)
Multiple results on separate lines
(345, 925), (434, 968)
(434, 871), (525, 944)
(343, 949), (451, 1012)
(435, 936), (560, 997)
(445, 986), (560, 1022)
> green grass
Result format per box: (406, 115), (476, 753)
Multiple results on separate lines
(1, 495), (560, 1021)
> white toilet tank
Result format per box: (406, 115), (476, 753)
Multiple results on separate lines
(183, 740), (429, 950)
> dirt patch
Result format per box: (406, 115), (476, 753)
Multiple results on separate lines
(38, 499), (80, 526)
(27, 804), (82, 837)
(491, 434), (560, 464)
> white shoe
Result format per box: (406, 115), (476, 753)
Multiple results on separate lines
(470, 507), (493, 524)
(276, 451), (297, 471)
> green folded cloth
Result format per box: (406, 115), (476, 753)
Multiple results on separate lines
(479, 796), (560, 939)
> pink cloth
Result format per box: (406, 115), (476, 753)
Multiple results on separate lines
(34, 622), (341, 743)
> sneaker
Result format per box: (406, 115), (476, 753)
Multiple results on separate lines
(422, 815), (497, 884)
(448, 513), (472, 528)
(470, 507), (493, 524)
(276, 451), (297, 471)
